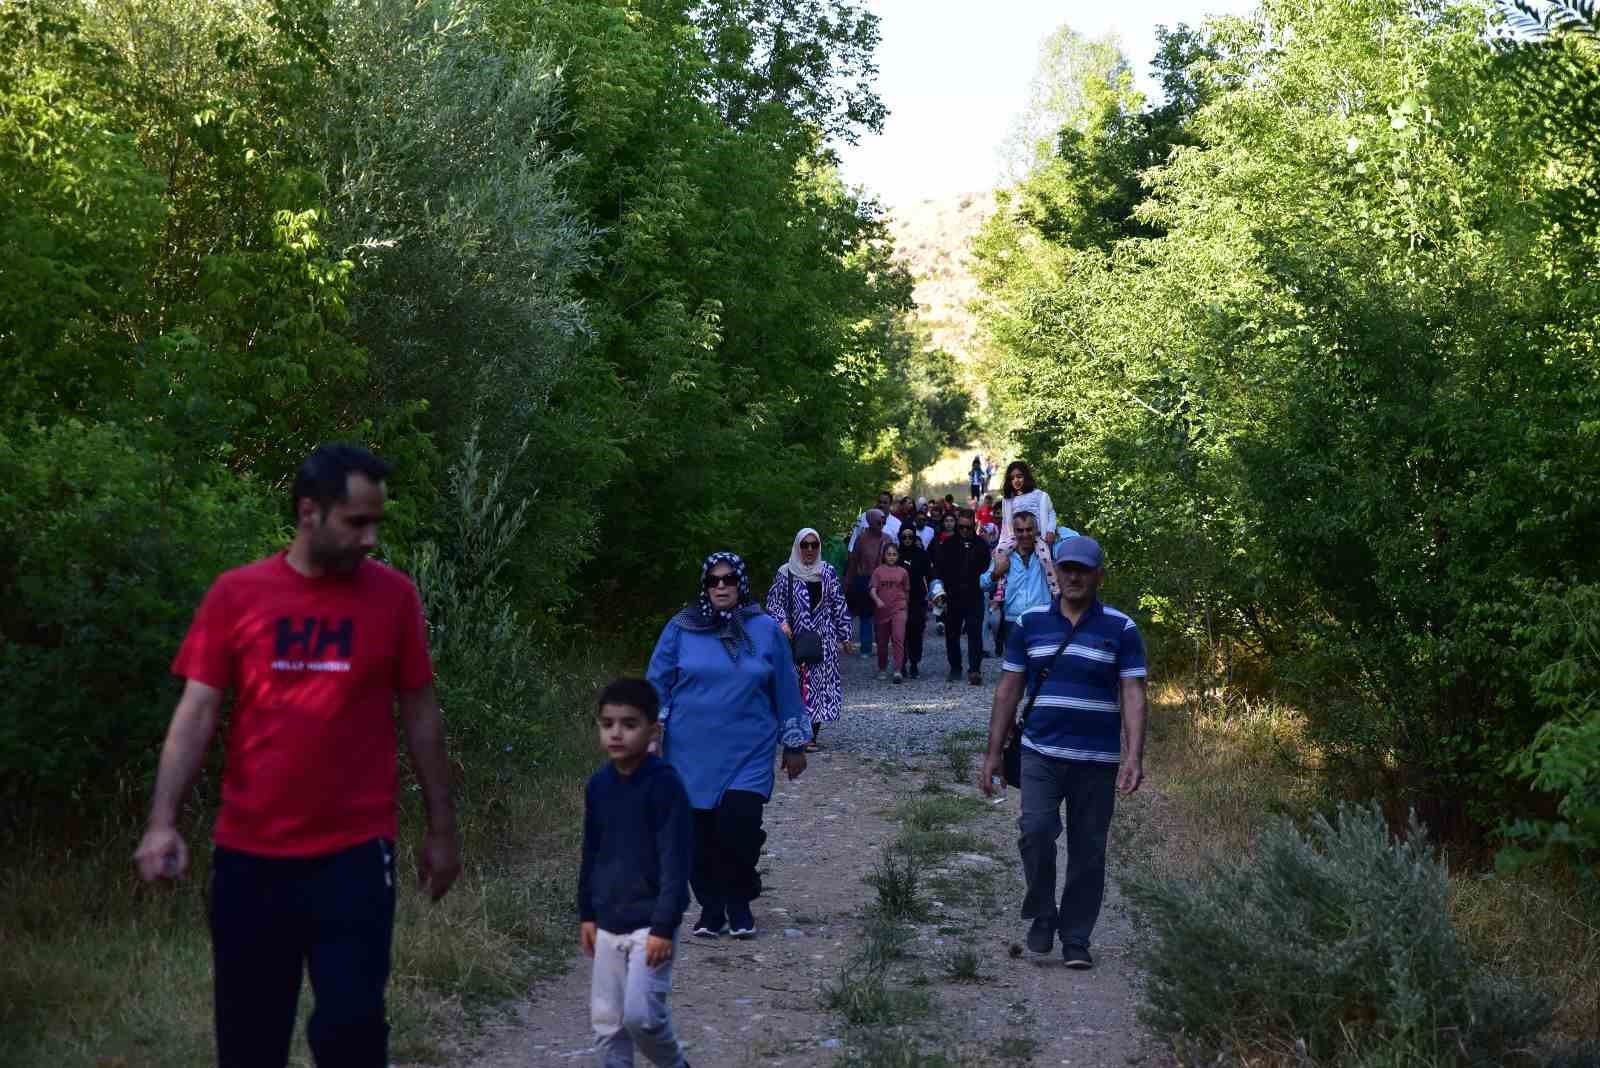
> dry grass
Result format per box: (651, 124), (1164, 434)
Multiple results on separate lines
(1452, 868), (1600, 1042)
(0, 693), (601, 1068)
(1124, 681), (1323, 879)
(1124, 676), (1600, 1050)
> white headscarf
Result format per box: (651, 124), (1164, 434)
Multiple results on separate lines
(782, 527), (826, 582)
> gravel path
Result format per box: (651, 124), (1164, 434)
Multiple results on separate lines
(823, 644), (1000, 759)
(454, 635), (1161, 1067)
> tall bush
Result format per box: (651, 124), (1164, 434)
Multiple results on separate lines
(0, 420), (281, 802)
(1125, 804), (1552, 1065)
(402, 433), (549, 767)
(318, 0), (605, 606)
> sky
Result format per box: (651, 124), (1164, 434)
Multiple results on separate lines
(835, 0), (1259, 208)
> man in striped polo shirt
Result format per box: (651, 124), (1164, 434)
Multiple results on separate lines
(978, 536), (1148, 969)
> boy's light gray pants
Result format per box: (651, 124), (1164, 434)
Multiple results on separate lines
(590, 927), (686, 1067)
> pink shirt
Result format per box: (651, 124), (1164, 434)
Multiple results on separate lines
(871, 565), (910, 616)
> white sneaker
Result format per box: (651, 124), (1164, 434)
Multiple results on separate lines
(877, 670), (887, 681)
(892, 672), (903, 684)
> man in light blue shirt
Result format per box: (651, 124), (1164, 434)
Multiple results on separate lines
(980, 510), (1052, 656)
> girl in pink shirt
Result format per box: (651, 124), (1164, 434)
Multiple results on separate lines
(870, 543), (912, 682)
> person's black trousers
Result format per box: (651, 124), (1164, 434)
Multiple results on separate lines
(944, 594), (985, 673)
(905, 604), (927, 669)
(994, 616), (1010, 659)
(210, 838), (396, 1068)
(691, 790), (766, 912)
(1017, 749), (1118, 950)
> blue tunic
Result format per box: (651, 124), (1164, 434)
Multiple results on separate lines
(648, 613), (811, 809)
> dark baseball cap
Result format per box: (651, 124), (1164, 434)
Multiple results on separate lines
(1052, 536), (1104, 568)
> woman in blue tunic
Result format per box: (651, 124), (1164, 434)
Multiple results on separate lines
(649, 551), (811, 941)
(764, 528), (852, 751)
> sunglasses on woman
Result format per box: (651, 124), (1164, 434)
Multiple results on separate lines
(704, 573), (740, 589)
(799, 540), (820, 550)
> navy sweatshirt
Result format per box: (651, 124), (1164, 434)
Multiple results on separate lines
(577, 755), (693, 938)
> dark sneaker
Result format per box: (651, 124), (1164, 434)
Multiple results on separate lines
(692, 910), (727, 938)
(1062, 944), (1093, 969)
(947, 669), (961, 682)
(728, 902), (756, 939)
(1026, 917), (1055, 954)
(908, 664), (919, 679)
(968, 671), (982, 686)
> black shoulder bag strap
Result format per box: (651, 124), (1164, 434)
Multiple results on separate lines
(1003, 625), (1076, 788)
(1016, 629), (1076, 737)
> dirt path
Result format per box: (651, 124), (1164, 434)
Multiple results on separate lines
(459, 651), (1159, 1067)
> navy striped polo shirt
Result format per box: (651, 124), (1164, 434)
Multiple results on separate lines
(1001, 598), (1147, 764)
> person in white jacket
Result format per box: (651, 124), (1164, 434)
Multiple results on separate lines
(995, 461), (1062, 600)
(997, 463), (1057, 549)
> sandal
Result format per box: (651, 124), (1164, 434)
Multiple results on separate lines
(805, 741), (821, 753)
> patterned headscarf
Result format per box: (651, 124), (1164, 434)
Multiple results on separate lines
(672, 551), (764, 661)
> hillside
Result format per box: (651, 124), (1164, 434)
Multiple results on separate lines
(885, 190), (996, 374)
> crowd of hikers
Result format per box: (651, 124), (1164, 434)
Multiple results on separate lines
(134, 444), (1147, 1068)
(837, 460), (1071, 689)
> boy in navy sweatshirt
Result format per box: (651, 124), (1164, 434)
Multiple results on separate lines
(578, 678), (693, 1068)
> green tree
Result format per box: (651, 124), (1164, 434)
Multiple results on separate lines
(976, 0), (1600, 828)
(317, 0), (603, 602)
(485, 0), (911, 602)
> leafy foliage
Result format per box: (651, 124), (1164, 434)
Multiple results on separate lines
(0, 0), (932, 804)
(484, 0), (918, 602)
(975, 2), (1600, 841)
(1500, 584), (1600, 873)
(316, 0), (601, 604)
(0, 420), (281, 799)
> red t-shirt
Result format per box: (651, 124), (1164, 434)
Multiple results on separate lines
(172, 553), (433, 857)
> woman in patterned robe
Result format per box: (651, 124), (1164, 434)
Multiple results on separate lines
(765, 527), (852, 751)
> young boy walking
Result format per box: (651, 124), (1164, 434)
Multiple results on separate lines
(579, 679), (694, 1068)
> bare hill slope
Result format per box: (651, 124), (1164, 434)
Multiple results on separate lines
(885, 190), (996, 371)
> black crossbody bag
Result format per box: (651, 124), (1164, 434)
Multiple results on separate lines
(784, 574), (826, 666)
(1003, 631), (1075, 788)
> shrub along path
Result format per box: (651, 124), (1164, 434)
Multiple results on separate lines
(453, 650), (1160, 1067)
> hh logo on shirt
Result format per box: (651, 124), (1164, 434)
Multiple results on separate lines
(272, 617), (355, 673)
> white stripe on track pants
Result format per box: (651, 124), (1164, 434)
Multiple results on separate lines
(589, 927), (687, 1067)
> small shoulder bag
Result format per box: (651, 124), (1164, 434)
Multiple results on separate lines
(1002, 630), (1075, 788)
(785, 574), (826, 666)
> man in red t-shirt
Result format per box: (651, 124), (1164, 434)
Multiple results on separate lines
(134, 443), (461, 1068)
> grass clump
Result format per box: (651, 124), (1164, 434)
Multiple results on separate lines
(1124, 803), (1553, 1066)
(866, 850), (931, 922)
(859, 912), (915, 967)
(993, 1035), (1038, 1061)
(895, 794), (984, 832)
(938, 733), (976, 784)
(834, 1030), (962, 1067)
(820, 960), (934, 1026)
(896, 828), (991, 863)
(943, 945), (984, 983)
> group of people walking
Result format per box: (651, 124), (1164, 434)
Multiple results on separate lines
(133, 441), (1148, 1068)
(838, 462), (1073, 688)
